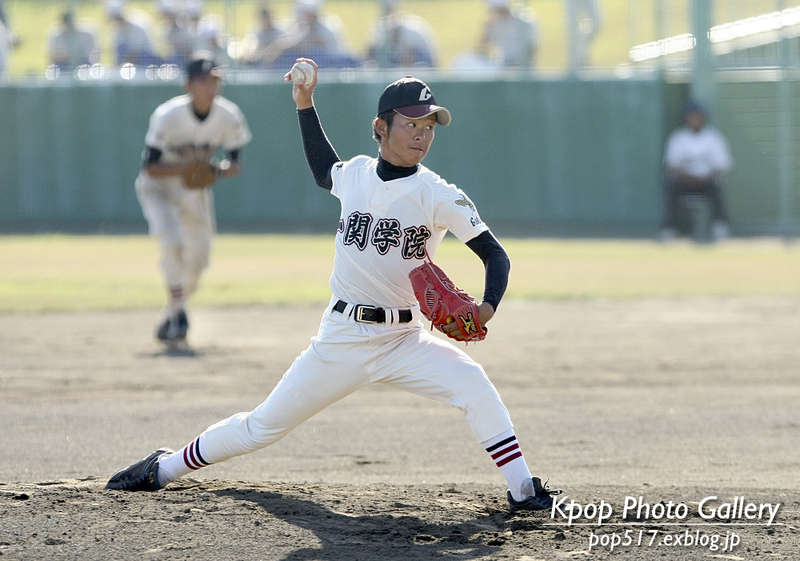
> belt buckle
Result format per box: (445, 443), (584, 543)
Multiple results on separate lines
(355, 305), (379, 323)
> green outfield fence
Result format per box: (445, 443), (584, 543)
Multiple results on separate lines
(0, 1), (798, 236)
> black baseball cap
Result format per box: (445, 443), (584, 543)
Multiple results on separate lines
(186, 53), (221, 81)
(377, 76), (452, 126)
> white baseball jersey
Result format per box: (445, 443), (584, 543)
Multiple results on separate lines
(135, 94), (250, 291)
(329, 155), (488, 309)
(664, 125), (732, 178)
(143, 94), (252, 176)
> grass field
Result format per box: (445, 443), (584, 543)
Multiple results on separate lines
(5, 0), (790, 78)
(1, 234), (799, 313)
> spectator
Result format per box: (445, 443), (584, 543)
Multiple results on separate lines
(106, 0), (160, 67)
(254, 7), (287, 52)
(477, 0), (539, 69)
(243, 7), (287, 67)
(0, 18), (8, 77)
(47, 11), (100, 69)
(263, 0), (358, 69)
(155, 0), (195, 66)
(185, 0), (204, 36)
(565, 0), (601, 71)
(195, 16), (231, 66)
(661, 100), (733, 242)
(0, 0), (19, 47)
(366, 0), (437, 68)
(0, 0), (20, 77)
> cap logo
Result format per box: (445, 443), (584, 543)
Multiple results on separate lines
(418, 87), (432, 102)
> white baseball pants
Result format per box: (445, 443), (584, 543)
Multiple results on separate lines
(135, 174), (215, 296)
(199, 296), (514, 464)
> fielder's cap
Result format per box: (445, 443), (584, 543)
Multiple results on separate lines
(186, 53), (221, 80)
(377, 76), (451, 126)
(682, 99), (706, 116)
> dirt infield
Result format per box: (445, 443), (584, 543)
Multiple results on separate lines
(2, 298), (799, 560)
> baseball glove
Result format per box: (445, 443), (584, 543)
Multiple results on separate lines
(181, 159), (219, 189)
(409, 260), (488, 343)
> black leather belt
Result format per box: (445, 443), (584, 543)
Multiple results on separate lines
(333, 300), (412, 324)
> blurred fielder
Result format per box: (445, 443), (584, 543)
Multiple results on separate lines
(135, 53), (251, 344)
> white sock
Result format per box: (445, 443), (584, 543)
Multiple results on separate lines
(482, 429), (533, 501)
(157, 437), (211, 487)
(168, 285), (185, 314)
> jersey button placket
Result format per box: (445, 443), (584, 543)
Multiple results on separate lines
(370, 195), (385, 210)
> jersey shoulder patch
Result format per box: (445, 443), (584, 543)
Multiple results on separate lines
(454, 193), (476, 211)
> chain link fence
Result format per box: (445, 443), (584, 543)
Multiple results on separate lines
(0, 0), (796, 84)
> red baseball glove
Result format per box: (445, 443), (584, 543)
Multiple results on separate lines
(409, 260), (487, 343)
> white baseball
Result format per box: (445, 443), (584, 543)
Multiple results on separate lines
(290, 61), (315, 85)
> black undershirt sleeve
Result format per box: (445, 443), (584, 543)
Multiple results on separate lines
(143, 146), (162, 167)
(297, 107), (341, 190)
(465, 230), (511, 311)
(143, 147), (241, 166)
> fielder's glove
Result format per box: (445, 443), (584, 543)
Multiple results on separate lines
(409, 260), (488, 343)
(181, 159), (222, 189)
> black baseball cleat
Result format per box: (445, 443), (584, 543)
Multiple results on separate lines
(507, 477), (562, 512)
(156, 316), (172, 342)
(170, 310), (189, 341)
(105, 448), (174, 491)
(155, 310), (189, 343)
